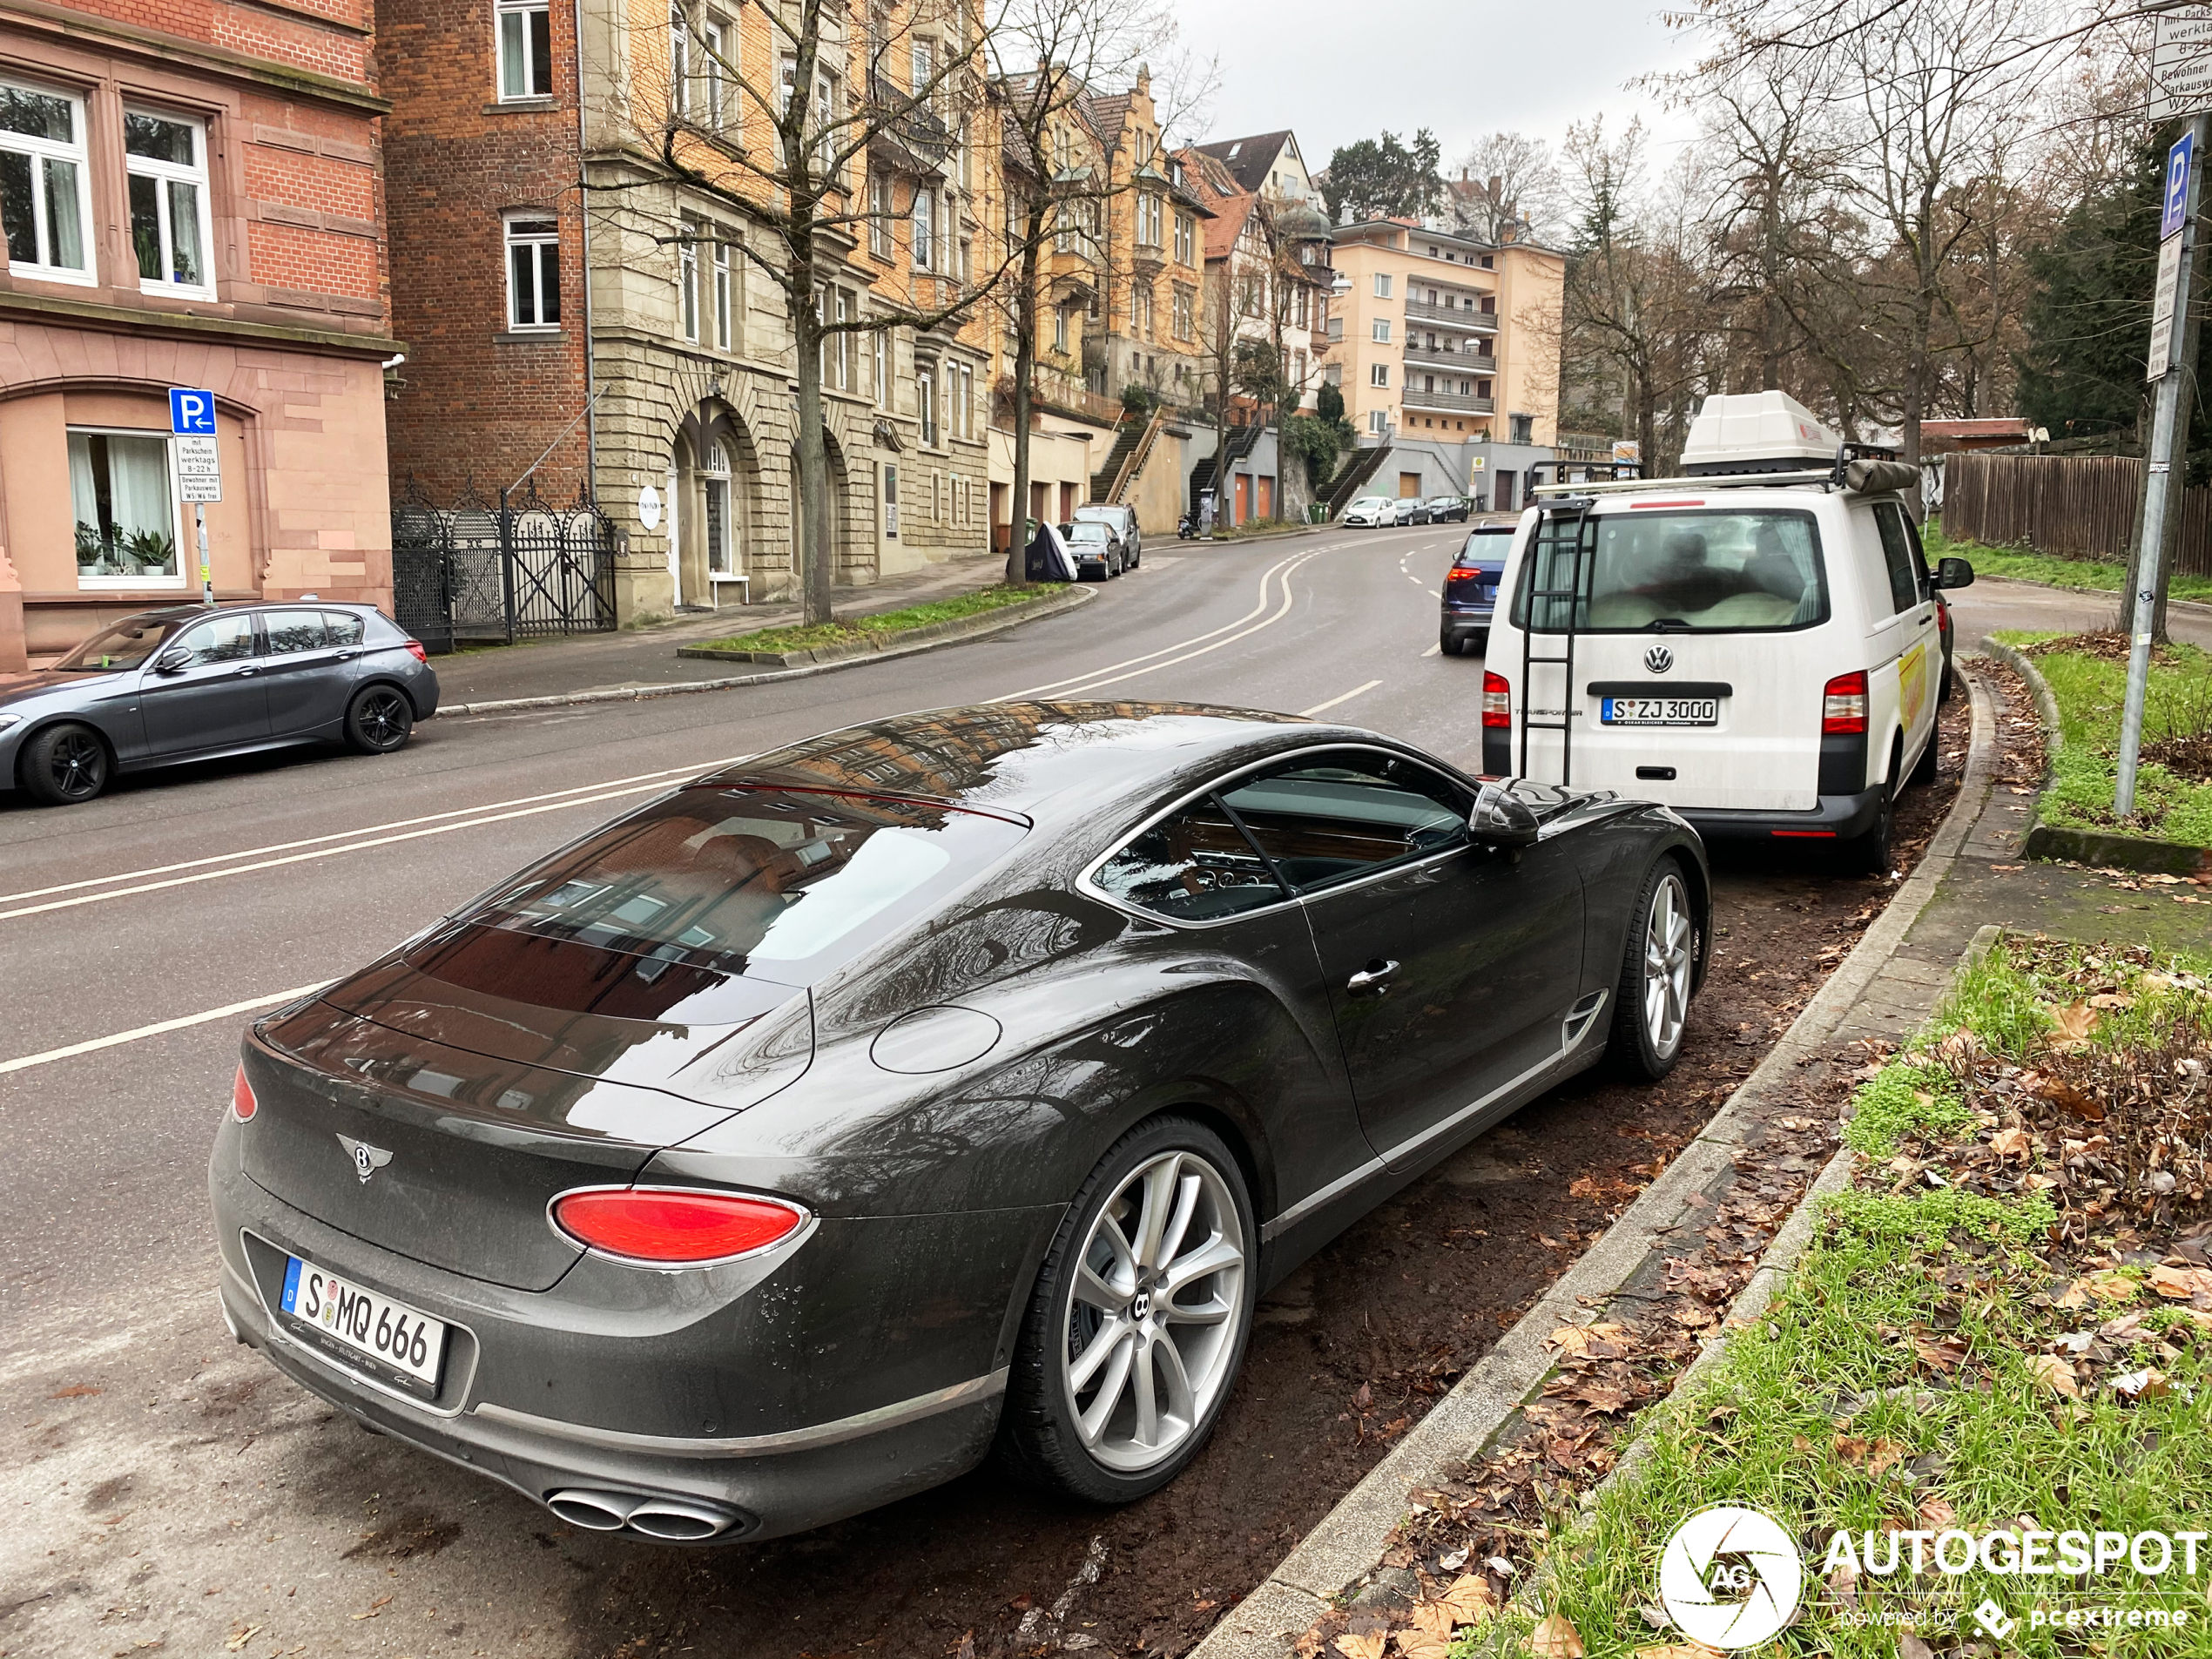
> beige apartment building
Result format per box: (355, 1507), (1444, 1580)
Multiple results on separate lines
(1325, 218), (1561, 449)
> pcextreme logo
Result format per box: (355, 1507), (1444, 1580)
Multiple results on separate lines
(1658, 1505), (1805, 1649)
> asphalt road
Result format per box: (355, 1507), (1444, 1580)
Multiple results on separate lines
(0, 529), (2116, 1658)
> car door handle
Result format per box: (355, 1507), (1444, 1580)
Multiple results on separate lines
(1345, 960), (1400, 996)
(233, 664), (259, 677)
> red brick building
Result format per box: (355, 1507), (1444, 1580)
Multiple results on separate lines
(0, 0), (398, 667)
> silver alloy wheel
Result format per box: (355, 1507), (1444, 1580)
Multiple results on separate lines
(1060, 1149), (1246, 1474)
(1642, 871), (1694, 1062)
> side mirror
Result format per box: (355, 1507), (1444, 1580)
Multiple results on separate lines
(1933, 556), (1975, 590)
(1468, 781), (1541, 849)
(153, 647), (191, 674)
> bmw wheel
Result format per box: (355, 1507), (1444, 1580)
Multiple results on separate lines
(1605, 858), (1696, 1081)
(21, 722), (111, 806)
(344, 685), (415, 755)
(999, 1116), (1253, 1502)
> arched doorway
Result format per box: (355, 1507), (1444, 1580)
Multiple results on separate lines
(672, 406), (759, 609)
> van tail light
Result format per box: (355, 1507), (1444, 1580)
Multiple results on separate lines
(231, 1064), (257, 1123)
(404, 639), (429, 664)
(1481, 671), (1511, 729)
(551, 1188), (807, 1264)
(1821, 671), (1868, 735)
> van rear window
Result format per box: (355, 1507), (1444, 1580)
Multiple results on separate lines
(1512, 509), (1827, 634)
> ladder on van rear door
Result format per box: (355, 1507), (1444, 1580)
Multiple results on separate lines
(1518, 499), (1595, 786)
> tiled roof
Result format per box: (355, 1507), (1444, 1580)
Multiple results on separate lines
(1193, 131), (1294, 195)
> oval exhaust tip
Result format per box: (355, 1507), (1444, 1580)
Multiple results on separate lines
(545, 1489), (636, 1531)
(624, 1498), (737, 1541)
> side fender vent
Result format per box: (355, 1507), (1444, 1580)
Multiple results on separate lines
(1563, 990), (1608, 1049)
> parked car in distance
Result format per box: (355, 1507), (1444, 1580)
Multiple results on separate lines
(1484, 389), (1973, 873)
(1439, 523), (1514, 656)
(1427, 496), (1473, 523)
(210, 701), (1708, 1545)
(1398, 499), (1434, 526)
(1342, 496), (1399, 527)
(1072, 503), (1142, 569)
(3, 602), (438, 806)
(1062, 520), (1128, 579)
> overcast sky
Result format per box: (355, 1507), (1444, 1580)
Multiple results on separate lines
(1166, 0), (1704, 177)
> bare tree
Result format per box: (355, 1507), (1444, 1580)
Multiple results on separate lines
(1451, 132), (1566, 243)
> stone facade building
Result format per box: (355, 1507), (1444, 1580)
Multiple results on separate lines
(0, 0), (399, 668)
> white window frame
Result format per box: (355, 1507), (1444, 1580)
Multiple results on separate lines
(868, 172), (893, 258)
(712, 235), (732, 348)
(124, 109), (215, 299)
(671, 3), (690, 112)
(0, 78), (95, 286)
(1372, 273), (1392, 298)
(1370, 363), (1389, 388)
(1371, 319), (1391, 343)
(678, 225), (698, 341)
(70, 426), (185, 590)
(917, 361), (937, 447)
(833, 287), (852, 389)
(958, 361), (974, 438)
(912, 187), (934, 270)
(874, 327), (888, 410)
(504, 214), (561, 330)
(1174, 212), (1193, 265)
(496, 0), (553, 99)
(1369, 408), (1387, 434)
(699, 15), (726, 125)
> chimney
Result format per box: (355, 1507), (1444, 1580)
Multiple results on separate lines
(1487, 174), (1501, 199)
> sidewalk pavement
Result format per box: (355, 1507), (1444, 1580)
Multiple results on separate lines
(1190, 646), (2211, 1658)
(428, 551), (1011, 706)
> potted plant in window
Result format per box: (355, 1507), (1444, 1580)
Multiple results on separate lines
(124, 528), (177, 577)
(77, 522), (119, 577)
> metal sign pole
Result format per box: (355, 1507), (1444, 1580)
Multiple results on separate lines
(196, 503), (212, 606)
(2121, 113), (2210, 816)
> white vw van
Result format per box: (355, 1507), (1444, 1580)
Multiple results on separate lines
(1480, 392), (1974, 871)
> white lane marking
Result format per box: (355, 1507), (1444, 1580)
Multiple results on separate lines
(1298, 678), (1383, 717)
(1027, 551), (1325, 698)
(997, 546), (1323, 700)
(0, 781), (671, 922)
(0, 983), (328, 1076)
(0, 759), (728, 907)
(1421, 643), (1441, 658)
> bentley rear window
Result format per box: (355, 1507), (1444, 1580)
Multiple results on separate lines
(454, 786), (1025, 982)
(1513, 509), (1827, 633)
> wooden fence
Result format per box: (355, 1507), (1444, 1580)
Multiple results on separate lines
(1940, 451), (2212, 577)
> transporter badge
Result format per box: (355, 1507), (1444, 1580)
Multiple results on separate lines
(1658, 1505), (1804, 1649)
(336, 1135), (393, 1184)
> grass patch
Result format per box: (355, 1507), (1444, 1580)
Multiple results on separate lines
(695, 583), (1066, 654)
(1923, 519), (2212, 605)
(1515, 940), (2212, 1659)
(1843, 1062), (1971, 1159)
(1994, 629), (2212, 846)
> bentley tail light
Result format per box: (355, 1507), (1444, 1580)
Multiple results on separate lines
(1481, 671), (1512, 730)
(231, 1064), (257, 1122)
(551, 1188), (806, 1264)
(1822, 671), (1869, 735)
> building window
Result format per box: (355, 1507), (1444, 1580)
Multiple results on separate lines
(1174, 212), (1194, 265)
(917, 361), (937, 447)
(1173, 287), (1192, 340)
(712, 236), (732, 347)
(833, 287), (851, 388)
(1370, 363), (1389, 387)
(1368, 409), (1387, 434)
(1053, 305), (1069, 354)
(1372, 273), (1392, 298)
(703, 441), (736, 574)
(874, 327), (887, 409)
(1291, 285), (1308, 329)
(125, 111), (212, 296)
(1323, 361), (1342, 387)
(869, 172), (893, 258)
(71, 429), (179, 583)
(677, 224), (698, 340)
(958, 237), (972, 287)
(1477, 379), (1492, 397)
(505, 216), (560, 329)
(1510, 413), (1534, 444)
(0, 81), (92, 282)
(958, 361), (974, 438)
(912, 187), (934, 269)
(1371, 319), (1390, 343)
(497, 0), (553, 98)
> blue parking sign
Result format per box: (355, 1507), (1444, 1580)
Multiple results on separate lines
(2165, 132), (2195, 241)
(169, 388), (216, 435)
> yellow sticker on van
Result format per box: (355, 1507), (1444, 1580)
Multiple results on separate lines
(1899, 641), (1928, 731)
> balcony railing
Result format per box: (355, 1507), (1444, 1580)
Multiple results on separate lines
(1401, 387), (1495, 414)
(1405, 299), (1498, 330)
(1403, 341), (1497, 372)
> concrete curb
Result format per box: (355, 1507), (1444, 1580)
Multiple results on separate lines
(672, 583), (1088, 667)
(1980, 636), (2212, 877)
(1189, 665), (2002, 1659)
(434, 585), (1096, 718)
(1196, 525), (1320, 545)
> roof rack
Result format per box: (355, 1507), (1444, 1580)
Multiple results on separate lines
(1531, 442), (1914, 500)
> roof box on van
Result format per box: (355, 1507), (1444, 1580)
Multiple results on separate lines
(1679, 391), (1838, 476)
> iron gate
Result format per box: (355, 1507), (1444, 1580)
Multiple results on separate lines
(390, 478), (617, 652)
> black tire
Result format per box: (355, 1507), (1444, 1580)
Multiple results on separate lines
(1439, 629), (1460, 657)
(1937, 652), (1954, 703)
(20, 722), (110, 806)
(1470, 629), (1490, 657)
(1908, 724), (1939, 787)
(1603, 855), (1696, 1082)
(344, 685), (415, 755)
(1850, 773), (1896, 875)
(996, 1116), (1255, 1505)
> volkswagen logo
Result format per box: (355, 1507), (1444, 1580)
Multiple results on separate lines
(1644, 644), (1676, 674)
(336, 1134), (394, 1185)
(1656, 1505), (1804, 1649)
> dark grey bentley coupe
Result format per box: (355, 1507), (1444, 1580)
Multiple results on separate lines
(209, 702), (1707, 1542)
